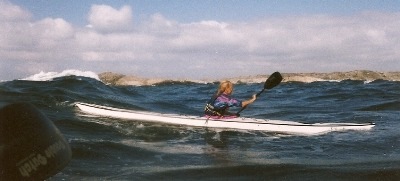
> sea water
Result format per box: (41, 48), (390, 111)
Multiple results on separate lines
(1, 70), (399, 180)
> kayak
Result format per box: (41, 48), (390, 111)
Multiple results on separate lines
(75, 102), (375, 136)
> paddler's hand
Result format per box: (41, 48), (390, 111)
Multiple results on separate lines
(251, 94), (257, 102)
(242, 94), (257, 107)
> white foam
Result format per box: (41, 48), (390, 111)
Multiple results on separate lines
(21, 69), (100, 81)
(364, 80), (373, 84)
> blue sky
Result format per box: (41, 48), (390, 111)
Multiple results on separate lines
(12, 0), (400, 24)
(1, 0), (400, 80)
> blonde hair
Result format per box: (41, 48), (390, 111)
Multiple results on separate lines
(217, 81), (233, 95)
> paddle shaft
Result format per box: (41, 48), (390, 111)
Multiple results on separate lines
(235, 72), (283, 116)
(236, 88), (265, 115)
(256, 89), (265, 97)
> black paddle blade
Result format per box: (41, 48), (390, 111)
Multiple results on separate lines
(237, 72), (282, 115)
(264, 72), (283, 89)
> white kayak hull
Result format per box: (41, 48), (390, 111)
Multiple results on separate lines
(75, 102), (374, 136)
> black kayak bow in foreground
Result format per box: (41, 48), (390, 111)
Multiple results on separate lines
(236, 71), (283, 115)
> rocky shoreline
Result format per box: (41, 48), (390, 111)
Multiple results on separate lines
(99, 70), (400, 86)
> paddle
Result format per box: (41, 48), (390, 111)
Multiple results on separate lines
(236, 71), (283, 116)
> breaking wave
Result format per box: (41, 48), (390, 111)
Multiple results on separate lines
(21, 70), (100, 81)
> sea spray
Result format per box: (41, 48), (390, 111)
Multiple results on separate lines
(21, 70), (100, 81)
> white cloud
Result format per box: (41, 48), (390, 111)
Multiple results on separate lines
(0, 1), (32, 51)
(31, 18), (74, 53)
(0, 1), (400, 80)
(33, 18), (74, 40)
(87, 4), (133, 32)
(0, 17), (75, 62)
(0, 0), (31, 21)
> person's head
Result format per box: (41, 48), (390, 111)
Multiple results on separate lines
(217, 81), (233, 95)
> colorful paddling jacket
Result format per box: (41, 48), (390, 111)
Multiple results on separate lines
(204, 94), (242, 116)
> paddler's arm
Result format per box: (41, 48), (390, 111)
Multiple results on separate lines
(241, 94), (257, 107)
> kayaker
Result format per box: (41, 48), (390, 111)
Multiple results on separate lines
(204, 80), (256, 117)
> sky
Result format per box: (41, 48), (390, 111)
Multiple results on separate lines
(1, 0), (400, 80)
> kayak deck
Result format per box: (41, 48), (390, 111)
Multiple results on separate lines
(75, 102), (375, 136)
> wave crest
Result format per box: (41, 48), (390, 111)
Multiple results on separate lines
(21, 70), (100, 81)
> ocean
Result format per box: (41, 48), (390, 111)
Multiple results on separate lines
(1, 70), (399, 180)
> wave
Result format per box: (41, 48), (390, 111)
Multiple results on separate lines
(359, 101), (400, 111)
(20, 69), (100, 81)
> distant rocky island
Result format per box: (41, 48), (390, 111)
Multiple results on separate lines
(99, 70), (400, 86)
